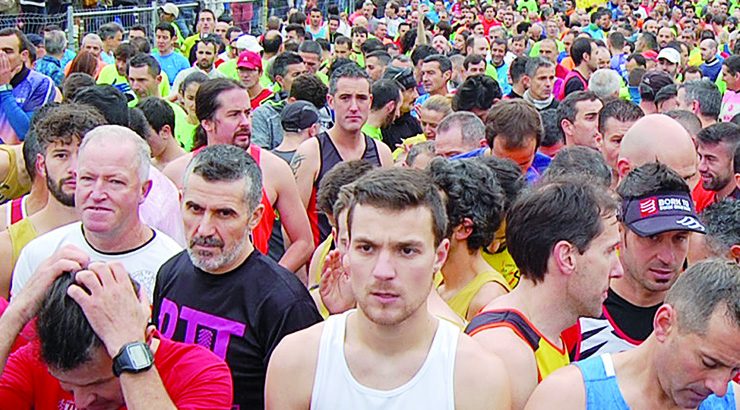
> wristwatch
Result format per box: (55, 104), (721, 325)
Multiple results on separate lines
(0, 84), (12, 92)
(112, 341), (154, 377)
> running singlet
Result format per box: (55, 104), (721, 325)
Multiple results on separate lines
(465, 309), (570, 381)
(442, 270), (510, 319)
(310, 310), (459, 410)
(308, 132), (382, 245)
(574, 354), (736, 410)
(0, 146), (30, 204)
(5, 195), (27, 227)
(8, 218), (37, 265)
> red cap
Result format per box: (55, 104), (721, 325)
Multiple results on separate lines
(642, 50), (658, 61)
(237, 50), (262, 70)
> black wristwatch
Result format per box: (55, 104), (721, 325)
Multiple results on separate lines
(112, 341), (154, 377)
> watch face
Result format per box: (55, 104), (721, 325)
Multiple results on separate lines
(127, 345), (151, 368)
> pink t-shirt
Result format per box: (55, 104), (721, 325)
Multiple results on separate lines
(720, 89), (740, 123)
(140, 165), (186, 246)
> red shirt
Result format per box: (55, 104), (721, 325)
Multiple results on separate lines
(0, 335), (234, 409)
(692, 183), (716, 214)
(0, 298), (37, 353)
(250, 88), (274, 110)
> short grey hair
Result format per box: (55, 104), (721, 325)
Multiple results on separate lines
(78, 125), (151, 183)
(183, 145), (263, 211)
(588, 69), (622, 99)
(665, 258), (740, 335)
(81, 33), (103, 46)
(98, 22), (124, 41)
(680, 79), (722, 119)
(437, 111), (485, 146)
(44, 30), (67, 55)
(524, 56), (554, 78)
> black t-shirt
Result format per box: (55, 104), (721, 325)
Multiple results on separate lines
(563, 72), (587, 97)
(381, 111), (423, 149)
(152, 250), (323, 410)
(604, 288), (661, 342)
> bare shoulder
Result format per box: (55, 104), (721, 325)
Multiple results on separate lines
(260, 149), (293, 179)
(0, 229), (14, 298)
(162, 153), (193, 189)
(455, 333), (512, 410)
(525, 363), (586, 410)
(373, 139), (394, 167)
(471, 324), (537, 368)
(265, 321), (325, 409)
(0, 203), (8, 231)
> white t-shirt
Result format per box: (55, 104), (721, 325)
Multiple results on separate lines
(11, 222), (182, 302)
(140, 165), (186, 247)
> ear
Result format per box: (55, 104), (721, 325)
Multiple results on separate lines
(616, 157), (631, 179)
(156, 74), (162, 85)
(202, 118), (215, 135)
(36, 152), (46, 178)
(653, 304), (676, 342)
(692, 100), (700, 115)
(140, 179), (153, 202)
(730, 244), (740, 264)
(453, 218), (474, 241)
(552, 239), (577, 277)
(160, 124), (173, 138)
(560, 118), (573, 137)
(247, 203), (265, 231)
(327, 93), (335, 110)
(443, 70), (452, 82)
(432, 238), (451, 274)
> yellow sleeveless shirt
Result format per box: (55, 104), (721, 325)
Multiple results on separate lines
(8, 218), (38, 265)
(443, 270), (510, 319)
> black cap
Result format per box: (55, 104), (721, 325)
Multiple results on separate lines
(281, 101), (319, 133)
(640, 70), (674, 101)
(383, 66), (417, 90)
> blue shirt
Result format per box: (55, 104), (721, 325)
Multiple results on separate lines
(154, 51), (192, 87)
(0, 66), (55, 143)
(494, 63), (512, 96)
(450, 148), (549, 184)
(35, 55), (64, 87)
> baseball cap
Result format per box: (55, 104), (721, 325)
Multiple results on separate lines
(237, 50), (262, 70)
(642, 49), (658, 62)
(621, 191), (706, 237)
(640, 70), (674, 99)
(383, 66), (417, 90)
(235, 35), (263, 53)
(657, 47), (681, 65)
(159, 3), (179, 18)
(281, 101), (319, 133)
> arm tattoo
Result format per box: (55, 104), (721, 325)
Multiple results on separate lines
(290, 153), (306, 176)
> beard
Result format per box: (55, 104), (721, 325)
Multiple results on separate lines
(702, 172), (732, 191)
(46, 172), (75, 207)
(187, 230), (250, 272)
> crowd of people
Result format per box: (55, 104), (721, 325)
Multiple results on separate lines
(0, 0), (738, 408)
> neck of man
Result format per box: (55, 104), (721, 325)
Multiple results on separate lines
(50, 52), (64, 60)
(366, 110), (388, 128)
(439, 241), (490, 294)
(430, 84), (447, 96)
(348, 300), (439, 356)
(610, 269), (667, 307)
(247, 82), (264, 98)
(576, 63), (592, 79)
(83, 219), (153, 253)
(498, 278), (579, 343)
(26, 178), (49, 215)
(612, 336), (681, 409)
(158, 138), (186, 166)
(160, 47), (173, 56)
(207, 242), (254, 275)
(715, 178), (737, 200)
(512, 82), (526, 95)
(264, 51), (276, 60)
(699, 116), (716, 129)
(31, 196), (78, 233)
(275, 131), (306, 153)
(329, 123), (365, 147)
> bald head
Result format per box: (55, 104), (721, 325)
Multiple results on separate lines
(617, 114), (699, 188)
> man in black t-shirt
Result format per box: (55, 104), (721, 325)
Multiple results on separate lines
(152, 145), (322, 410)
(571, 162), (706, 361)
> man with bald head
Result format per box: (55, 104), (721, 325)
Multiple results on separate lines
(699, 39), (723, 82)
(617, 114), (699, 190)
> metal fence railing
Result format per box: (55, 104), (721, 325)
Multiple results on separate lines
(0, 0), (350, 45)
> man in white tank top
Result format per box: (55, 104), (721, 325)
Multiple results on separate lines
(266, 168), (511, 410)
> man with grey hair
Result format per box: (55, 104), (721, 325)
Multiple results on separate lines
(677, 79), (722, 128)
(588, 68), (622, 99)
(98, 22), (124, 65)
(11, 125), (182, 302)
(36, 30), (66, 87)
(523, 56), (558, 111)
(79, 33), (104, 60)
(690, 200), (740, 264)
(528, 259), (740, 409)
(153, 144), (322, 410)
(435, 111), (486, 158)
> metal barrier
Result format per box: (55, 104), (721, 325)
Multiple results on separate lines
(0, 0), (350, 47)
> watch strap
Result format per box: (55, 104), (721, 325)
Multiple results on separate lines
(0, 84), (12, 92)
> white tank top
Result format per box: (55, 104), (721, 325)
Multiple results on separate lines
(310, 309), (459, 410)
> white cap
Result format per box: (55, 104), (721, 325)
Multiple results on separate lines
(657, 47), (681, 65)
(235, 35), (263, 53)
(160, 3), (179, 18)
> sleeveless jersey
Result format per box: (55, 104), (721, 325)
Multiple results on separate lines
(191, 145), (275, 254)
(308, 132), (382, 245)
(465, 309), (570, 381)
(310, 310), (459, 410)
(482, 246), (521, 289)
(247, 145), (276, 255)
(8, 218), (37, 265)
(575, 354), (736, 410)
(5, 195), (27, 227)
(0, 146), (30, 204)
(570, 307), (642, 362)
(558, 69), (588, 100)
(441, 270), (510, 319)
